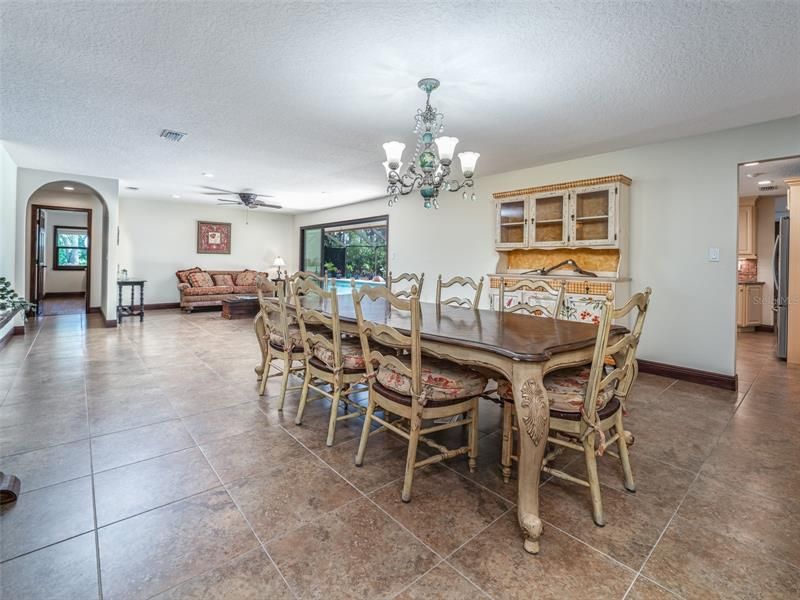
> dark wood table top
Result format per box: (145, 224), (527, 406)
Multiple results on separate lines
(293, 294), (626, 362)
(117, 279), (146, 285)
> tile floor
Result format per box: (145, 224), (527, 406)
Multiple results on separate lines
(0, 313), (798, 599)
(38, 294), (86, 316)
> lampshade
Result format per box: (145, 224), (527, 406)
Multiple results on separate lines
(434, 136), (458, 162)
(458, 152), (480, 178)
(383, 160), (402, 176)
(382, 141), (406, 169)
(272, 256), (286, 268)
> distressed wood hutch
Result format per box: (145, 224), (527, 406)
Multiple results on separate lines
(491, 174), (632, 324)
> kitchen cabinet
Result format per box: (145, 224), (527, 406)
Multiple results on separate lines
(494, 175), (629, 250)
(738, 198), (757, 258)
(737, 282), (764, 328)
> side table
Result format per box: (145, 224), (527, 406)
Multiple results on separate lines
(117, 279), (146, 324)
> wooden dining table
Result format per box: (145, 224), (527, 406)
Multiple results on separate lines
(254, 294), (625, 554)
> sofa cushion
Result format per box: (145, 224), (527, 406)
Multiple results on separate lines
(213, 274), (235, 287)
(182, 285), (234, 297)
(313, 338), (365, 371)
(496, 365), (615, 413)
(233, 285), (257, 294)
(176, 267), (201, 284)
(188, 271), (214, 288)
(235, 270), (258, 286)
(376, 356), (486, 402)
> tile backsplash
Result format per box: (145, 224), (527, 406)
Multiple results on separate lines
(737, 258), (757, 282)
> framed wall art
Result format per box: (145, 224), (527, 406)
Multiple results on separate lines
(197, 221), (231, 254)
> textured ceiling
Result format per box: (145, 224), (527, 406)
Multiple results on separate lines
(739, 156), (800, 197)
(1, 1), (799, 213)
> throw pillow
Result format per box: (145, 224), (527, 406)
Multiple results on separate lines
(235, 270), (257, 286)
(176, 267), (201, 284)
(213, 274), (235, 287)
(187, 271), (214, 288)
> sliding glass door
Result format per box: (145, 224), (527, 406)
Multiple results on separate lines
(300, 216), (388, 282)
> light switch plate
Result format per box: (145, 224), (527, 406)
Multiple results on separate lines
(708, 247), (720, 262)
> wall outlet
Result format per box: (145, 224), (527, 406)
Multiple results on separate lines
(708, 247), (720, 262)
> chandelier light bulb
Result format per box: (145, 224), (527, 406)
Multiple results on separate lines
(383, 141), (405, 170)
(434, 136), (459, 164)
(458, 152), (480, 178)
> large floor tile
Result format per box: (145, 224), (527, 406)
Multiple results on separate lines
(643, 515), (800, 599)
(449, 511), (635, 599)
(369, 465), (511, 556)
(98, 488), (258, 600)
(0, 413), (89, 457)
(152, 548), (293, 599)
(91, 418), (196, 472)
(0, 533), (99, 600)
(0, 439), (91, 493)
(226, 456), (360, 542)
(94, 447), (220, 525)
(267, 497), (436, 599)
(200, 423), (307, 483)
(88, 390), (177, 436)
(626, 576), (681, 599)
(181, 402), (275, 444)
(395, 561), (488, 599)
(0, 476), (94, 561)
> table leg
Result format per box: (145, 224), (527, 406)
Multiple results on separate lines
(511, 362), (549, 554)
(117, 284), (123, 324)
(253, 312), (267, 380)
(139, 284), (144, 322)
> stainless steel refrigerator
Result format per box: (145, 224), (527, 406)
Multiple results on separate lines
(774, 215), (791, 359)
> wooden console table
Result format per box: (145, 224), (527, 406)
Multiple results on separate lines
(117, 279), (146, 324)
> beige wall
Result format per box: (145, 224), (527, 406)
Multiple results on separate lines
(42, 208), (89, 295)
(294, 115), (800, 376)
(118, 197), (296, 304)
(756, 196), (777, 325)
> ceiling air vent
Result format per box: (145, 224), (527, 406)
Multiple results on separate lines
(159, 129), (187, 142)
(759, 185), (779, 192)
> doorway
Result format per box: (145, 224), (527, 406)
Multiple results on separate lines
(29, 205), (92, 316)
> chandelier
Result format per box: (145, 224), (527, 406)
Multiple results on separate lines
(382, 78), (479, 209)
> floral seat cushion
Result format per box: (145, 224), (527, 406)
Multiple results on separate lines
(313, 338), (365, 371)
(496, 365), (614, 413)
(213, 274), (235, 287)
(235, 270), (258, 286)
(268, 325), (303, 350)
(183, 285), (234, 296)
(176, 267), (201, 284)
(376, 356), (487, 403)
(187, 271), (214, 288)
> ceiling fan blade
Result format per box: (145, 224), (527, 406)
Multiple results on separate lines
(254, 193), (275, 198)
(252, 200), (283, 209)
(200, 185), (239, 194)
(216, 198), (240, 203)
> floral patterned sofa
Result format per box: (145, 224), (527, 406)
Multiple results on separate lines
(176, 268), (269, 312)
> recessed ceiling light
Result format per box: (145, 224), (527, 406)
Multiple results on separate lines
(202, 172), (214, 178)
(743, 162), (760, 167)
(172, 194), (181, 199)
(63, 186), (74, 191)
(757, 180), (773, 185)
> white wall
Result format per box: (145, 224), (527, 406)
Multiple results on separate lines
(293, 115), (800, 376)
(16, 168), (119, 320)
(0, 144), (23, 340)
(756, 196), (777, 325)
(43, 208), (89, 295)
(118, 198), (295, 304)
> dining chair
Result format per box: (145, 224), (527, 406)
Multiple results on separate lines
(498, 288), (652, 526)
(498, 278), (565, 479)
(352, 283), (486, 502)
(256, 282), (308, 409)
(289, 271), (328, 297)
(387, 271), (424, 298)
(435, 275), (484, 309)
(254, 274), (277, 382)
(499, 277), (565, 317)
(293, 278), (368, 446)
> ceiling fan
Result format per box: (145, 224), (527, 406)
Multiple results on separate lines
(200, 186), (282, 209)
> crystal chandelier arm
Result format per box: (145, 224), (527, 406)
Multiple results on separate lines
(444, 178), (475, 192)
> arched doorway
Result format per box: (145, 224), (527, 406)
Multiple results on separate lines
(26, 180), (109, 317)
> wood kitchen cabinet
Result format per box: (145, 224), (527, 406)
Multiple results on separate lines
(737, 282), (764, 328)
(494, 175), (629, 250)
(738, 198), (757, 258)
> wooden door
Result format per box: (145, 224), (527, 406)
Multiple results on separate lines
(33, 208), (46, 316)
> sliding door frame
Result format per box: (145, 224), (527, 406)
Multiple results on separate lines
(299, 214), (389, 276)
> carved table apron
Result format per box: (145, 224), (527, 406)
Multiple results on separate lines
(255, 295), (625, 554)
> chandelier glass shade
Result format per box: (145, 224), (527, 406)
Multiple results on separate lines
(382, 78), (479, 209)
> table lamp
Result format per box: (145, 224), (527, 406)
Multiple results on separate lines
(272, 256), (286, 280)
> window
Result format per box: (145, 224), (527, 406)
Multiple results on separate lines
(53, 226), (89, 270)
(300, 216), (388, 282)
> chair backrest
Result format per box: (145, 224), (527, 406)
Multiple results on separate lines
(352, 283), (423, 403)
(582, 288), (652, 419)
(289, 271), (328, 297)
(292, 277), (342, 366)
(436, 275), (484, 309)
(255, 273), (277, 295)
(387, 271), (424, 299)
(257, 281), (293, 349)
(499, 277), (565, 319)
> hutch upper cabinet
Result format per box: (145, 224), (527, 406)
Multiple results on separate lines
(493, 175), (630, 250)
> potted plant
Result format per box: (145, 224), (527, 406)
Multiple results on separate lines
(0, 277), (34, 315)
(323, 262), (337, 277)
